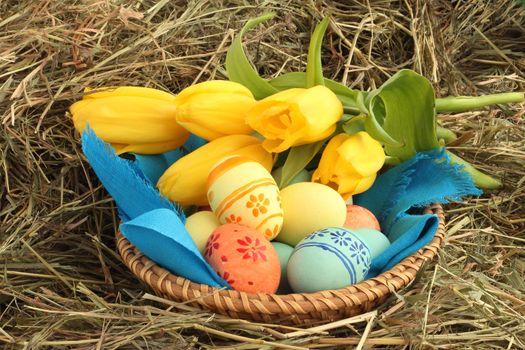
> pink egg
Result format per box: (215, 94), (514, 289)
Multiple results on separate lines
(204, 224), (280, 294)
(343, 205), (380, 231)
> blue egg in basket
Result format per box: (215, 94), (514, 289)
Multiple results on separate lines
(287, 227), (372, 293)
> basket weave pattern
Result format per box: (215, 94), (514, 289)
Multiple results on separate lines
(117, 204), (445, 325)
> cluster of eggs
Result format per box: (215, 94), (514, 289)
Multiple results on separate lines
(185, 156), (391, 294)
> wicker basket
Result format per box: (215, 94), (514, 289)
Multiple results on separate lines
(116, 204), (445, 326)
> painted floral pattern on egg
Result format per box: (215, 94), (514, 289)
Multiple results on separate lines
(287, 227), (372, 293)
(348, 239), (370, 269)
(207, 157), (284, 240)
(329, 230), (353, 247)
(246, 193), (269, 217)
(204, 232), (221, 258)
(225, 214), (243, 224)
(204, 224), (280, 294)
(236, 236), (267, 262)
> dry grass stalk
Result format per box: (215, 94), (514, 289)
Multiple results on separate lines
(1, 0), (524, 349)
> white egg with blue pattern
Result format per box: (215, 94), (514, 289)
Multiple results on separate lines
(287, 227), (372, 293)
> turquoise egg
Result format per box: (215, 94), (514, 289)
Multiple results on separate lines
(287, 227), (372, 293)
(352, 228), (390, 259)
(271, 242), (294, 294)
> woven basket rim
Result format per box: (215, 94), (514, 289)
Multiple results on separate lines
(116, 204), (445, 322)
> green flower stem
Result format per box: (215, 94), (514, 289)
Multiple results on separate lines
(436, 126), (457, 143)
(225, 13), (278, 99)
(435, 92), (524, 113)
(384, 156), (401, 166)
(305, 17), (330, 87)
(447, 151), (502, 189)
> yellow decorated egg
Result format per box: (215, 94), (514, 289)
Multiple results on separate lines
(206, 157), (283, 240)
(185, 211), (221, 254)
(277, 182), (347, 246)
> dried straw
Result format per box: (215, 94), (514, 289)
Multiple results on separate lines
(1, 0), (524, 348)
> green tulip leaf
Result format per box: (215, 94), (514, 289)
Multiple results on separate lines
(384, 156), (401, 166)
(225, 13), (279, 99)
(368, 69), (438, 160)
(279, 141), (325, 188)
(268, 71), (308, 89)
(269, 72), (363, 114)
(447, 151), (502, 189)
(359, 90), (402, 146)
(436, 125), (457, 143)
(342, 114), (366, 134)
(306, 17), (329, 88)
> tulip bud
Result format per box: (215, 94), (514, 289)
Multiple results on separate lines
(70, 86), (189, 154)
(157, 135), (273, 206)
(175, 81), (255, 140)
(246, 85), (343, 153)
(312, 132), (385, 199)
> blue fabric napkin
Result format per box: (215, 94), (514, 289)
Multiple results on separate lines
(134, 150), (182, 185)
(81, 129), (228, 288)
(355, 148), (482, 277)
(81, 128), (181, 223)
(133, 135), (207, 185)
(121, 209), (228, 287)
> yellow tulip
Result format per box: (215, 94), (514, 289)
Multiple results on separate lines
(157, 135), (273, 206)
(70, 86), (189, 154)
(246, 85), (343, 153)
(175, 80), (255, 140)
(312, 132), (385, 200)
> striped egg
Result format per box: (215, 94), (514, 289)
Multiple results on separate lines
(206, 157), (283, 240)
(287, 227), (372, 293)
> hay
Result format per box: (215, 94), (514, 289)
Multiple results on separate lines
(1, 0), (524, 348)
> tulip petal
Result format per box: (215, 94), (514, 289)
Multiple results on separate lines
(246, 86), (342, 153)
(338, 176), (359, 194)
(315, 133), (347, 183)
(174, 80), (254, 105)
(247, 100), (306, 153)
(157, 135), (272, 206)
(337, 132), (385, 176)
(312, 131), (383, 198)
(83, 86), (175, 102)
(353, 174), (377, 195)
(114, 137), (190, 155)
(291, 86), (343, 141)
(71, 96), (185, 144)
(175, 93), (254, 140)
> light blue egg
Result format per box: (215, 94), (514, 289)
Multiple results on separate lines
(271, 242), (294, 294)
(352, 228), (391, 259)
(287, 227), (372, 293)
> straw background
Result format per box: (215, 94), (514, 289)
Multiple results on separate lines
(1, 1), (524, 348)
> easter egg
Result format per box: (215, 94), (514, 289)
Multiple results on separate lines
(278, 182), (347, 246)
(271, 167), (311, 187)
(344, 205), (380, 231)
(352, 228), (390, 259)
(207, 157), (283, 240)
(271, 242), (294, 294)
(287, 227), (371, 293)
(185, 211), (221, 254)
(204, 224), (280, 293)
